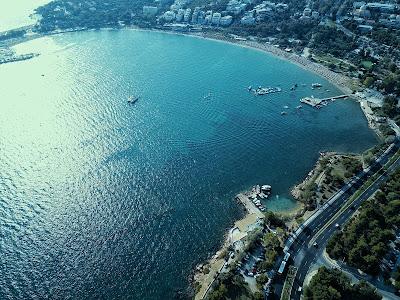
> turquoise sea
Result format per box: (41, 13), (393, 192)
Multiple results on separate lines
(0, 29), (377, 299)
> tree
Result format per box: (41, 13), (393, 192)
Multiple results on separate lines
(382, 96), (399, 118)
(363, 76), (375, 87)
(304, 267), (381, 300)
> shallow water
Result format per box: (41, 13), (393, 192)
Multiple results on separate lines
(0, 29), (377, 299)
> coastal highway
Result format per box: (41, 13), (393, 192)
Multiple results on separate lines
(283, 141), (400, 300)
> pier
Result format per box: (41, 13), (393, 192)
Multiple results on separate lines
(0, 53), (38, 65)
(236, 193), (264, 217)
(300, 94), (349, 108)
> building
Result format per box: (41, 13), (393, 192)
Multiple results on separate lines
(358, 24), (373, 33)
(220, 15), (233, 26)
(312, 11), (320, 19)
(204, 11), (213, 24)
(255, 7), (272, 21)
(303, 7), (312, 17)
(211, 12), (222, 25)
(184, 8), (192, 22)
(241, 15), (256, 25)
(163, 11), (176, 22)
(353, 1), (366, 9)
(197, 11), (205, 24)
(227, 0), (247, 15)
(176, 8), (185, 22)
(143, 6), (158, 17)
(366, 2), (396, 13)
(191, 7), (200, 23)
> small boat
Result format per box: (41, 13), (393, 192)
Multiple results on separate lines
(312, 83), (322, 88)
(255, 87), (282, 96)
(281, 111), (287, 115)
(296, 105), (303, 109)
(284, 105), (289, 109)
(203, 92), (212, 100)
(128, 95), (139, 104)
(261, 185), (271, 192)
(248, 86), (252, 91)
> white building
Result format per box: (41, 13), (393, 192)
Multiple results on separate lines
(204, 11), (213, 24)
(211, 12), (222, 25)
(220, 15), (233, 26)
(143, 6), (158, 17)
(163, 11), (176, 22)
(366, 2), (396, 13)
(358, 24), (373, 33)
(303, 7), (312, 17)
(255, 7), (272, 20)
(176, 8), (185, 22)
(184, 8), (192, 22)
(197, 11), (205, 24)
(191, 7), (200, 23)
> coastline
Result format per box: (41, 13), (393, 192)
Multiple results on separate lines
(5, 26), (355, 96)
(192, 190), (265, 300)
(122, 27), (356, 95)
(3, 26), (380, 299)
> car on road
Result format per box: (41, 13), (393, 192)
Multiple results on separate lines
(298, 286), (302, 292)
(335, 223), (340, 229)
(313, 242), (318, 248)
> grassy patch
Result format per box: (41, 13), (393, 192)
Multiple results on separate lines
(361, 60), (374, 70)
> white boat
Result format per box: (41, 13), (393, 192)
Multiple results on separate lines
(312, 83), (322, 88)
(128, 95), (139, 104)
(261, 185), (271, 192)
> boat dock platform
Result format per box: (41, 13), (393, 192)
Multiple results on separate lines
(300, 94), (349, 108)
(236, 194), (264, 217)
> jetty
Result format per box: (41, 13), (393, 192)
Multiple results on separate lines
(300, 94), (349, 109)
(0, 53), (38, 65)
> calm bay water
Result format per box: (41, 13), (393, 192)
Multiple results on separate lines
(0, 29), (377, 299)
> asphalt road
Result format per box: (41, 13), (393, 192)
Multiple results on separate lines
(284, 141), (400, 300)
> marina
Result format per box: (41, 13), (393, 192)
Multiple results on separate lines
(249, 86), (282, 96)
(0, 53), (38, 64)
(236, 184), (272, 213)
(300, 94), (349, 109)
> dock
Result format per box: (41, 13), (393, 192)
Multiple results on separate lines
(236, 194), (264, 217)
(300, 94), (349, 108)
